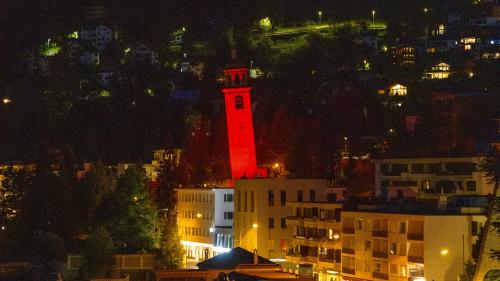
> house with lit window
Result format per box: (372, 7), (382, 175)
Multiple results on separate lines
(285, 202), (343, 281)
(424, 38), (458, 53)
(459, 37), (481, 51)
(340, 206), (486, 281)
(388, 84), (407, 96)
(422, 62), (452, 80)
(389, 45), (415, 65)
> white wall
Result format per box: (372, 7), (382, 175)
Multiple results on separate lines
(214, 188), (234, 227)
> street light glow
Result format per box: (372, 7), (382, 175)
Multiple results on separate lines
(440, 249), (449, 255)
(196, 213), (202, 218)
(333, 234), (340, 239)
(252, 223), (258, 228)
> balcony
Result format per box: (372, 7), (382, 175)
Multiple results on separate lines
(342, 227), (354, 234)
(408, 256), (424, 263)
(372, 230), (388, 237)
(372, 251), (388, 259)
(372, 272), (389, 280)
(342, 267), (355, 275)
(342, 248), (355, 255)
(319, 254), (335, 263)
(408, 233), (424, 241)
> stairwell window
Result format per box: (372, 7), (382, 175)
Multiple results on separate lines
(235, 95), (244, 109)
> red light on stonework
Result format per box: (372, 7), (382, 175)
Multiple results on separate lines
(222, 67), (258, 181)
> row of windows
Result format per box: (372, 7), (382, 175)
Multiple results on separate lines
(179, 210), (214, 220)
(268, 217), (287, 229)
(295, 207), (342, 221)
(343, 256), (408, 278)
(381, 162), (477, 176)
(181, 226), (211, 238)
(178, 192), (214, 203)
(237, 189), (318, 212)
(295, 227), (338, 239)
(269, 190), (315, 205)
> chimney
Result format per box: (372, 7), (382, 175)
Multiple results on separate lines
(231, 49), (237, 60)
(253, 249), (258, 264)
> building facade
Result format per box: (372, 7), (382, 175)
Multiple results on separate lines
(372, 157), (495, 201)
(233, 178), (329, 260)
(176, 187), (234, 262)
(285, 202), (343, 281)
(340, 210), (486, 281)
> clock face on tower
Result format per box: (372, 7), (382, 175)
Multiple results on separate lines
(222, 67), (258, 181)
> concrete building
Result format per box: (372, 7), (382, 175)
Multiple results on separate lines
(176, 187), (234, 262)
(233, 178), (329, 260)
(285, 202), (343, 281)
(340, 209), (486, 281)
(372, 157), (495, 201)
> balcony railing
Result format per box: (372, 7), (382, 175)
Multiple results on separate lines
(372, 272), (389, 280)
(408, 233), (424, 241)
(319, 254), (335, 263)
(342, 227), (354, 234)
(372, 230), (388, 237)
(342, 248), (355, 255)
(342, 268), (355, 275)
(372, 251), (388, 259)
(408, 256), (424, 263)
(286, 216), (299, 220)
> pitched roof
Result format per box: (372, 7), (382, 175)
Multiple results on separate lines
(196, 247), (275, 270)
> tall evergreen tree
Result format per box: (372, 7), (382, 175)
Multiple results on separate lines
(156, 213), (184, 269)
(97, 166), (155, 252)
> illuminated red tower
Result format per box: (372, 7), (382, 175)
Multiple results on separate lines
(222, 62), (259, 180)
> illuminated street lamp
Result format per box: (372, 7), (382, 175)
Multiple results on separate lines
(3, 98), (11, 104)
(196, 213), (202, 218)
(239, 223), (258, 247)
(318, 11), (322, 25)
(424, 7), (428, 13)
(372, 10), (376, 24)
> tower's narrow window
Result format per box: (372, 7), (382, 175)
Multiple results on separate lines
(235, 95), (244, 109)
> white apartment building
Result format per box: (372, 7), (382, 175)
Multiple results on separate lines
(176, 187), (234, 262)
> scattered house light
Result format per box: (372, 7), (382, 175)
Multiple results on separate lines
(423, 62), (451, 79)
(3, 98), (11, 104)
(67, 31), (79, 39)
(389, 84), (407, 96)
